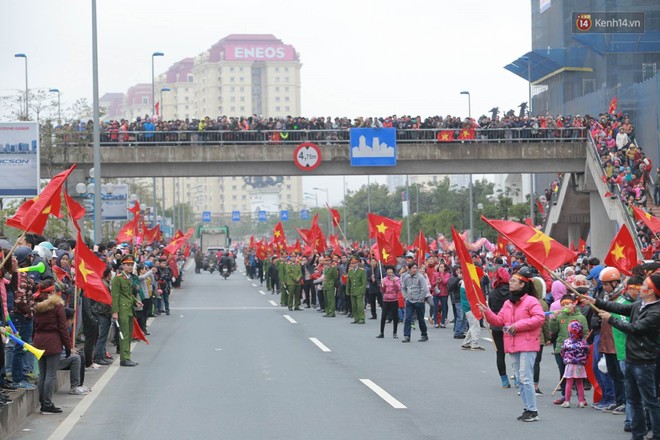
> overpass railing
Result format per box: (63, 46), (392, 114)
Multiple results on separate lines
(50, 127), (587, 147)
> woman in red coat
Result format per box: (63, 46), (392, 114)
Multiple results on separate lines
(33, 281), (72, 414)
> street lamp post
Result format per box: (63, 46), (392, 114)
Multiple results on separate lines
(91, 0), (102, 244)
(460, 91), (471, 119)
(151, 52), (164, 117)
(521, 55), (534, 222)
(14, 54), (28, 119)
(49, 88), (61, 122)
(160, 87), (171, 121)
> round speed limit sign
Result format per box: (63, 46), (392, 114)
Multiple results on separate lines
(293, 142), (322, 171)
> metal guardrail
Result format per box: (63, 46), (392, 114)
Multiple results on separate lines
(50, 127), (587, 147)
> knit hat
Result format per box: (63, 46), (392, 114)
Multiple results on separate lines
(568, 320), (584, 338)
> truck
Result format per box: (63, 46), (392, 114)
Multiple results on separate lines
(198, 225), (231, 254)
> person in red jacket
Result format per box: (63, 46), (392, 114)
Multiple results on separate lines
(478, 266), (545, 423)
(33, 280), (73, 414)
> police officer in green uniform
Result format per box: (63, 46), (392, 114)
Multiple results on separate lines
(112, 256), (141, 366)
(347, 256), (367, 324)
(285, 256), (303, 311)
(277, 255), (288, 306)
(323, 257), (338, 317)
(263, 253), (272, 292)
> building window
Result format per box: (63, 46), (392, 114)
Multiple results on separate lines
(285, 77), (290, 82)
(230, 67), (235, 72)
(142, 97), (149, 104)
(231, 106), (235, 111)
(275, 97), (280, 102)
(239, 77), (244, 82)
(287, 195), (291, 200)
(185, 96), (189, 101)
(230, 86), (235, 92)
(239, 67), (244, 72)
(285, 87), (289, 92)
(240, 87), (244, 92)
(230, 97), (236, 102)
(242, 195), (247, 200)
(275, 87), (280, 92)
(285, 97), (290, 102)
(184, 88), (188, 92)
(285, 106), (290, 111)
(230, 77), (235, 82)
(285, 67), (289, 72)
(276, 77), (280, 83)
(240, 96), (245, 102)
(187, 75), (193, 82)
(232, 195), (237, 200)
(286, 184), (291, 189)
(582, 79), (595, 95)
(643, 63), (657, 81)
(276, 106), (280, 111)
(232, 185), (237, 190)
(240, 106), (245, 111)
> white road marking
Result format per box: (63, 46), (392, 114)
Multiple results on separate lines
(482, 337), (493, 342)
(309, 337), (331, 352)
(359, 379), (407, 409)
(269, 300), (278, 307)
(175, 306), (275, 310)
(259, 290), (266, 295)
(283, 315), (297, 324)
(215, 348), (223, 351)
(252, 283), (257, 287)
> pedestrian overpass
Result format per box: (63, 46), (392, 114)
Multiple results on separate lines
(42, 127), (626, 259)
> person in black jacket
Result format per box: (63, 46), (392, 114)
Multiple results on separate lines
(488, 267), (511, 387)
(448, 266), (466, 339)
(583, 273), (660, 440)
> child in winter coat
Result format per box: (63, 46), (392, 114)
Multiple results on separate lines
(560, 320), (589, 408)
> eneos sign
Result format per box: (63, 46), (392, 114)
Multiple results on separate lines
(225, 44), (296, 61)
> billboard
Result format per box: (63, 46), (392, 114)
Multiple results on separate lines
(0, 122), (39, 196)
(82, 183), (129, 221)
(224, 44), (296, 61)
(349, 128), (397, 167)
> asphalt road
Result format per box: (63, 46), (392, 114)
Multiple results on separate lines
(10, 263), (631, 440)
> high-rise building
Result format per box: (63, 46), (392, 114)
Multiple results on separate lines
(155, 58), (195, 120)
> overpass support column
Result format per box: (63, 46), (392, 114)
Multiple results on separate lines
(567, 224), (583, 250)
(589, 192), (616, 260)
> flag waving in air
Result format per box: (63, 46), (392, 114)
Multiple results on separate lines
(74, 230), (112, 305)
(603, 225), (638, 276)
(272, 222), (287, 244)
(326, 203), (341, 227)
(451, 226), (485, 320)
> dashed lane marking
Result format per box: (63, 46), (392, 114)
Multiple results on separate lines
(309, 337), (331, 352)
(359, 379), (407, 409)
(283, 315), (297, 324)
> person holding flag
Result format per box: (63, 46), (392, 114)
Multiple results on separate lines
(478, 266), (545, 422)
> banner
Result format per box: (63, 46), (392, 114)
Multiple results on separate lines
(0, 122), (39, 196)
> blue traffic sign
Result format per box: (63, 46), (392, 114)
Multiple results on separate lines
(258, 210), (267, 222)
(231, 210), (240, 222)
(280, 210), (289, 221)
(202, 211), (212, 223)
(300, 209), (310, 220)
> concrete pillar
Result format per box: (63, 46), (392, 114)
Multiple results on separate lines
(567, 224), (583, 249)
(589, 192), (617, 260)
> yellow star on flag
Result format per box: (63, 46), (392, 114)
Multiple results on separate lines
(462, 130), (469, 136)
(610, 242), (626, 261)
(125, 229), (133, 237)
(274, 230), (281, 237)
(527, 230), (553, 256)
(376, 222), (388, 234)
(78, 260), (94, 283)
(441, 133), (449, 140)
(381, 248), (390, 261)
(42, 203), (52, 215)
(645, 212), (653, 220)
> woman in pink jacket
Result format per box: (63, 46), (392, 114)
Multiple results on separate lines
(478, 266), (545, 423)
(378, 267), (402, 339)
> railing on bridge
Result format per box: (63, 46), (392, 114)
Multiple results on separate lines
(50, 127), (587, 147)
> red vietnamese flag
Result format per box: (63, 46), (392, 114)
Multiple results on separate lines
(291, 239), (302, 254)
(451, 226), (486, 320)
(496, 235), (509, 256)
(142, 223), (160, 243)
(173, 230), (184, 241)
(352, 241), (359, 251)
(326, 203), (341, 227)
(586, 344), (603, 403)
(375, 234), (397, 265)
(53, 265), (71, 283)
(308, 223), (327, 253)
(577, 238), (587, 254)
(255, 239), (268, 260)
(272, 222), (286, 244)
(437, 130), (455, 142)
(569, 241), (576, 252)
(128, 200), (140, 217)
(64, 192), (86, 223)
(458, 128), (475, 140)
(412, 230), (429, 267)
(132, 317), (150, 344)
(164, 228), (194, 255)
(295, 227), (311, 245)
(603, 225), (638, 276)
(632, 206), (660, 234)
(116, 215), (139, 243)
(249, 235), (255, 249)
(328, 234), (339, 248)
(429, 240), (437, 251)
(368, 213), (401, 239)
(74, 230), (112, 305)
(481, 216), (577, 272)
(536, 198), (545, 215)
(7, 165), (76, 234)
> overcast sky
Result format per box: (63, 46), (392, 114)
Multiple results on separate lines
(1, 0), (531, 204)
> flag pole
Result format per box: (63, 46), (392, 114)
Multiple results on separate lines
(325, 203), (350, 246)
(542, 264), (602, 313)
(0, 231), (27, 270)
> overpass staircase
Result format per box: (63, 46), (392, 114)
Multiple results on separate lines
(544, 133), (643, 260)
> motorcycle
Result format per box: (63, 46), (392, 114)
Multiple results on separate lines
(221, 265), (230, 279)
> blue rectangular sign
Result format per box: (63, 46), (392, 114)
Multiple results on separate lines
(349, 127), (397, 167)
(300, 209), (310, 220)
(202, 211), (212, 223)
(231, 210), (240, 222)
(280, 210), (289, 221)
(258, 210), (267, 222)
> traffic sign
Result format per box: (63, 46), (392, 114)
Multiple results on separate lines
(300, 209), (310, 220)
(258, 210), (267, 222)
(202, 211), (212, 223)
(231, 211), (240, 222)
(280, 210), (289, 221)
(293, 142), (322, 171)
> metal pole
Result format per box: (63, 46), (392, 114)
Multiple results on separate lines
(151, 56), (155, 117)
(160, 89), (164, 121)
(367, 175), (371, 213)
(161, 176), (165, 234)
(343, 176), (347, 239)
(24, 57), (28, 118)
(405, 175), (410, 245)
(469, 174), (474, 242)
(152, 177), (157, 227)
(91, 0), (101, 244)
(528, 61), (534, 223)
(57, 92), (61, 122)
(416, 185), (419, 214)
(172, 178), (176, 231)
(530, 174), (534, 224)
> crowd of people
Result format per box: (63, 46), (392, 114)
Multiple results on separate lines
(241, 244), (660, 434)
(0, 233), (185, 415)
(50, 111), (588, 145)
